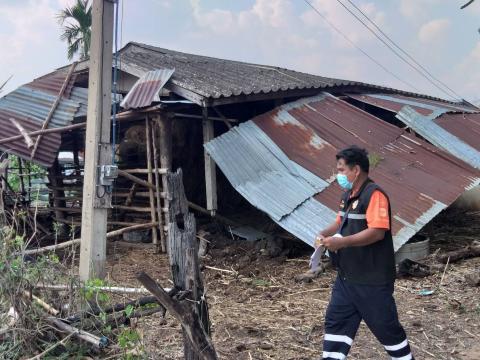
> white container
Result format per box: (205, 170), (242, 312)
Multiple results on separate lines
(395, 236), (430, 264)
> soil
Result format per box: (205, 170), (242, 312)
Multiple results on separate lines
(105, 209), (480, 360)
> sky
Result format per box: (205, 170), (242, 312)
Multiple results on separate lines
(1, 0), (479, 102)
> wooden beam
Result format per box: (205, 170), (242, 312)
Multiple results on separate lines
(156, 113), (172, 233)
(122, 168), (167, 174)
(117, 169), (154, 189)
(145, 117), (158, 246)
(0, 123), (86, 147)
(151, 118), (166, 253)
(22, 222), (158, 256)
(79, 0), (114, 281)
(202, 107), (217, 215)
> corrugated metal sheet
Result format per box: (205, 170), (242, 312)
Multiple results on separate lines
(28, 68), (77, 98)
(206, 94), (480, 250)
(0, 108), (61, 167)
(204, 121), (328, 221)
(0, 66), (88, 167)
(349, 93), (475, 114)
(0, 86), (81, 128)
(435, 113), (480, 152)
(115, 42), (461, 104)
(397, 106), (480, 170)
(121, 68), (174, 109)
(348, 93), (480, 170)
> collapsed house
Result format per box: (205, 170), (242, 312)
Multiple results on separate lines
(0, 41), (479, 254)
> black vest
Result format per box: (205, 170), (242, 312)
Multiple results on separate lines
(331, 179), (396, 285)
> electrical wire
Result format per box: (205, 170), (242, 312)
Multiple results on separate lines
(336, 0), (463, 100)
(344, 0), (463, 100)
(302, 0), (420, 92)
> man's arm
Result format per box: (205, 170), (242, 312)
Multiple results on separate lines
(321, 227), (385, 251)
(342, 228), (385, 246)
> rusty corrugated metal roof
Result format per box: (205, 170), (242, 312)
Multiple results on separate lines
(0, 69), (85, 167)
(206, 94), (480, 250)
(348, 93), (480, 170)
(120, 68), (174, 109)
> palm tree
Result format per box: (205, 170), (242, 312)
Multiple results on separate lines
(57, 0), (92, 60)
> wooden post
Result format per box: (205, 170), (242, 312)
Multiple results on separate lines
(151, 119), (166, 252)
(17, 158), (25, 198)
(202, 108), (217, 215)
(79, 0), (114, 281)
(145, 117), (158, 247)
(156, 113), (172, 240)
(136, 169), (217, 360)
(48, 159), (67, 236)
(167, 169), (215, 359)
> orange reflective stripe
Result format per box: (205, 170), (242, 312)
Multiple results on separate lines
(336, 212), (341, 225)
(366, 190), (390, 229)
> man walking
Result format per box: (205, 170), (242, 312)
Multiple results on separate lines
(316, 146), (414, 360)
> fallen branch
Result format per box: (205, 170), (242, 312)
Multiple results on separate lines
(47, 317), (108, 349)
(20, 222), (159, 256)
(437, 241), (480, 263)
(34, 283), (165, 295)
(22, 290), (59, 316)
(27, 332), (74, 360)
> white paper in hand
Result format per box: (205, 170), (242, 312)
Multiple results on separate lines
(309, 246), (324, 272)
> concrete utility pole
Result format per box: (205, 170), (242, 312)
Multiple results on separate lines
(79, 0), (115, 281)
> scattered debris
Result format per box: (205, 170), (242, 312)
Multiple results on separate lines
(397, 258), (431, 278)
(437, 240), (480, 263)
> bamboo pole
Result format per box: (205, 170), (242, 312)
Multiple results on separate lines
(145, 117), (158, 247)
(122, 168), (167, 174)
(21, 222), (158, 256)
(31, 62), (77, 159)
(117, 169), (154, 189)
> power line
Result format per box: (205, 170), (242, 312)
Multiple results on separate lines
(343, 0), (464, 100)
(302, 0), (420, 92)
(336, 0), (463, 100)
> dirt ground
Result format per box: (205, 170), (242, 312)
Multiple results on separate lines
(105, 209), (480, 360)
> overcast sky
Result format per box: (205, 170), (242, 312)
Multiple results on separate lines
(1, 0), (479, 102)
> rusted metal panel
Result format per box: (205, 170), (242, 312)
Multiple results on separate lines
(0, 66), (87, 167)
(120, 68), (174, 109)
(397, 106), (480, 170)
(28, 69), (77, 98)
(435, 113), (480, 151)
(0, 109), (61, 167)
(204, 121), (328, 222)
(348, 93), (474, 115)
(349, 93), (480, 170)
(207, 94), (480, 250)
(348, 93), (435, 116)
(0, 86), (81, 128)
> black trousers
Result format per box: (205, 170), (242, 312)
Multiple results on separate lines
(322, 276), (414, 360)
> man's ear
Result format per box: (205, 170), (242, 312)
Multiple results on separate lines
(355, 165), (361, 176)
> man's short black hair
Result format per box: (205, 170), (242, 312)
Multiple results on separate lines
(336, 146), (369, 173)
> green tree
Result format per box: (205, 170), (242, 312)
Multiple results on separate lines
(57, 0), (92, 60)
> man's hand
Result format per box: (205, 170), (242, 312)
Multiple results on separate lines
(321, 235), (346, 252)
(314, 233), (325, 249)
